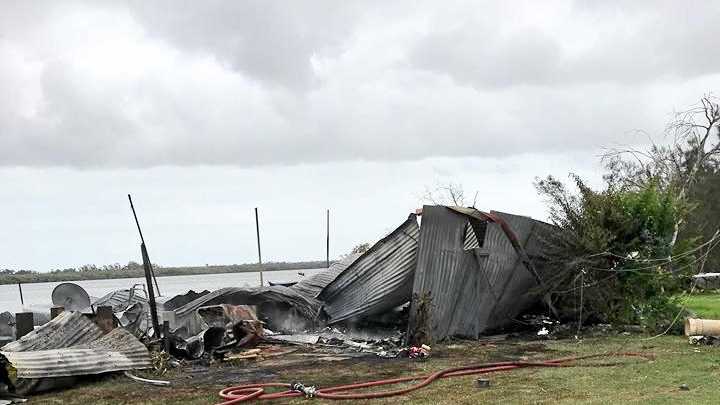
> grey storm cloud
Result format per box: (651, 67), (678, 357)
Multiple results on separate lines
(1, 0), (720, 168)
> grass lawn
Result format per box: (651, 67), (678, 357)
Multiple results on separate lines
(27, 293), (720, 404)
(682, 292), (720, 318)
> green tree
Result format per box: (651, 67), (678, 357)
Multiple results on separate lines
(535, 175), (694, 330)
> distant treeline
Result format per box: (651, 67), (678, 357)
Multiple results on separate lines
(0, 260), (330, 285)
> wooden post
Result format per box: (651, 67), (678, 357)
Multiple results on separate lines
(15, 312), (33, 339)
(326, 209), (330, 268)
(255, 207), (263, 286)
(95, 305), (114, 333)
(163, 321), (170, 353)
(50, 306), (64, 319)
(17, 282), (24, 306)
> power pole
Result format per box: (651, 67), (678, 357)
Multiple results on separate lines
(326, 209), (330, 268)
(255, 207), (263, 286)
(128, 194), (160, 335)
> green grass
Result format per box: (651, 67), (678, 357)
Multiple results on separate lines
(683, 292), (720, 318)
(28, 292), (720, 404)
(30, 335), (720, 405)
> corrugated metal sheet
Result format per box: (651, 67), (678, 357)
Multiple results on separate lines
(408, 206), (485, 340)
(173, 286), (322, 335)
(290, 253), (361, 299)
(1, 311), (103, 352)
(160, 290), (211, 311)
(318, 214), (420, 324)
(93, 287), (148, 313)
(408, 206), (547, 341)
(1, 328), (151, 379)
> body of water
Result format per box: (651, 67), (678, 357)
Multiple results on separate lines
(0, 268), (323, 315)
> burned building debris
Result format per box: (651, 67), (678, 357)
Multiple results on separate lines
(0, 204), (558, 400)
(0, 311), (151, 395)
(155, 206), (551, 342)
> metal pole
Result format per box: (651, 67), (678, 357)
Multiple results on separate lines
(255, 207), (263, 286)
(17, 282), (24, 306)
(128, 194), (161, 296)
(326, 209), (330, 268)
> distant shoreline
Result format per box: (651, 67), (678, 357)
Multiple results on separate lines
(0, 261), (329, 285)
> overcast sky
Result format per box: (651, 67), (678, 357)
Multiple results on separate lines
(2, 0), (720, 271)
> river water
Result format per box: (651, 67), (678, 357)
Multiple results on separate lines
(0, 268), (323, 315)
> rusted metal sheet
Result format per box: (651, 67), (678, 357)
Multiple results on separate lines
(408, 206), (548, 342)
(318, 214), (420, 324)
(291, 253), (361, 299)
(1, 328), (150, 379)
(197, 304), (257, 327)
(1, 311), (103, 352)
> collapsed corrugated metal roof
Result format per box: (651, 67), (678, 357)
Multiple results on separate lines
(1, 328), (150, 379)
(408, 205), (550, 342)
(290, 253), (362, 299)
(1, 311), (103, 352)
(318, 214), (419, 324)
(173, 286), (322, 335)
(160, 290), (211, 312)
(92, 287), (148, 313)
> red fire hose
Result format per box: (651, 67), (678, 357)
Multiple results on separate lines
(217, 352), (652, 404)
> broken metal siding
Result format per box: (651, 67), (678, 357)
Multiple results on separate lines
(318, 214), (419, 324)
(291, 253), (361, 299)
(482, 211), (542, 329)
(1, 311), (103, 352)
(93, 288), (148, 313)
(2, 328), (150, 379)
(409, 206), (546, 341)
(408, 206), (486, 339)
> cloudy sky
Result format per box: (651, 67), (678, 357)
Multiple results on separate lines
(1, 0), (719, 271)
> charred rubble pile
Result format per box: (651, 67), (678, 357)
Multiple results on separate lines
(1, 205), (555, 400)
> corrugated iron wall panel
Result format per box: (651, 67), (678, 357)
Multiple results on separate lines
(409, 206), (479, 340)
(409, 205), (547, 341)
(93, 288), (148, 313)
(1, 311), (103, 352)
(318, 215), (419, 324)
(291, 253), (361, 299)
(2, 328), (150, 379)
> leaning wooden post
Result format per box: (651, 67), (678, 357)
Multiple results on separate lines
(255, 207), (263, 287)
(17, 282), (24, 306)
